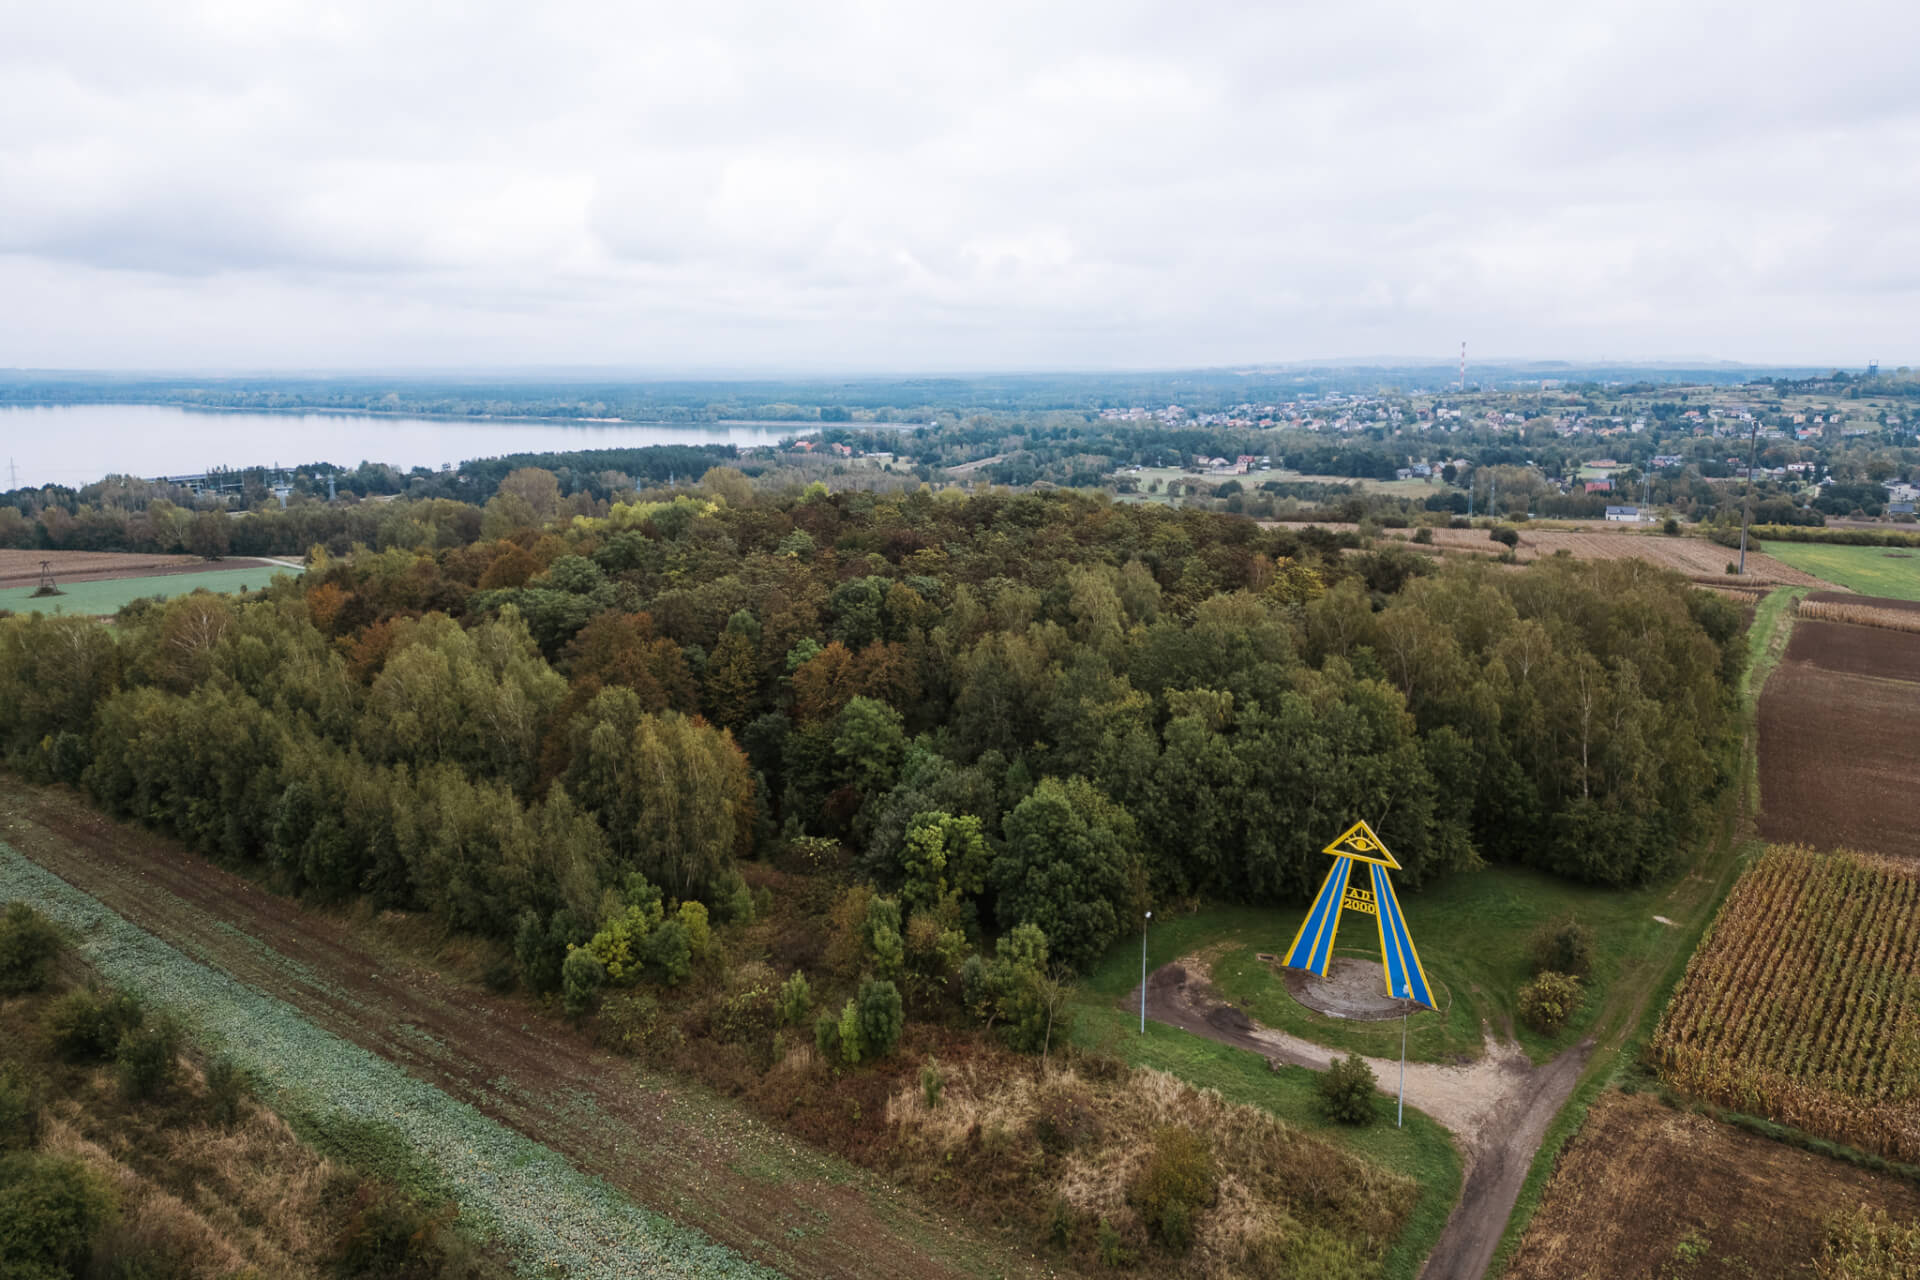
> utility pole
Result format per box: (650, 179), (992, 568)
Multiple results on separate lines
(1737, 418), (1761, 575)
(1398, 999), (1408, 1128)
(1140, 911), (1152, 1034)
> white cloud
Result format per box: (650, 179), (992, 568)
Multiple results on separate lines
(0, 0), (1915, 369)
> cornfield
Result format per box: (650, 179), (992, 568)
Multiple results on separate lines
(1797, 598), (1920, 635)
(1652, 846), (1920, 1161)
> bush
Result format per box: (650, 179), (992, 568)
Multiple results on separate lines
(1518, 971), (1583, 1033)
(920, 1061), (944, 1109)
(0, 1064), (41, 1152)
(329, 1183), (452, 1280)
(1527, 916), (1595, 978)
(0, 1151), (118, 1279)
(777, 970), (812, 1026)
(1663, 517), (1681, 536)
(1411, 526), (1434, 544)
(560, 948), (605, 1018)
(44, 988), (144, 1062)
(813, 1010), (842, 1063)
(855, 979), (903, 1060)
(1317, 1053), (1378, 1125)
(0, 902), (63, 995)
(116, 1014), (183, 1101)
(1490, 525), (1519, 547)
(600, 990), (668, 1056)
(0, 905), (60, 997)
(204, 1055), (252, 1127)
(1127, 1126), (1216, 1252)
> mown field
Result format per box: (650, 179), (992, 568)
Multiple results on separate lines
(1423, 527), (1837, 586)
(1761, 540), (1920, 599)
(1507, 1091), (1920, 1280)
(1651, 845), (1920, 1162)
(0, 567), (286, 616)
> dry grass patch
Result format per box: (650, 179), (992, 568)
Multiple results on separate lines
(885, 1060), (1410, 1277)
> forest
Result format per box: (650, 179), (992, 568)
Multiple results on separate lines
(1, 476), (1742, 970)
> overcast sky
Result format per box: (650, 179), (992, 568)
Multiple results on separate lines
(2, 0), (1916, 372)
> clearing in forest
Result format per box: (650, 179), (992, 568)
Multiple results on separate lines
(0, 567), (285, 616)
(1506, 1090), (1920, 1280)
(1651, 845), (1920, 1161)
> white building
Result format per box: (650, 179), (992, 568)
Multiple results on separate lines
(1604, 505), (1644, 523)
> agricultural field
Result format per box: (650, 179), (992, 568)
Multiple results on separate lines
(1507, 1091), (1920, 1280)
(1117, 465), (1447, 500)
(1761, 540), (1920, 600)
(1758, 609), (1920, 858)
(1651, 846), (1920, 1161)
(0, 566), (286, 616)
(1421, 526), (1838, 586)
(0, 548), (263, 587)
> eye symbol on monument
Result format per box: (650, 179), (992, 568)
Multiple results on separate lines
(1346, 836), (1377, 853)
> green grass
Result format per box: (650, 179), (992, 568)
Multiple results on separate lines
(1759, 541), (1920, 599)
(0, 567), (289, 616)
(1069, 1000), (1461, 1280)
(1087, 863), (1674, 1068)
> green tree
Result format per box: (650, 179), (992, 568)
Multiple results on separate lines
(993, 777), (1143, 973)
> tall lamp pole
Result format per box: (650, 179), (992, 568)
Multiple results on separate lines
(1398, 992), (1408, 1129)
(1140, 911), (1153, 1034)
(1738, 417), (1761, 576)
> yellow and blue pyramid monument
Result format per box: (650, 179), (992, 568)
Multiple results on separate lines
(1281, 820), (1435, 1008)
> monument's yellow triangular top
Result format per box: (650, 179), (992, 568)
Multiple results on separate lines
(1322, 819), (1401, 869)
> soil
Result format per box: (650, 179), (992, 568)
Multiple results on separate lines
(1784, 615), (1920, 683)
(0, 549), (278, 588)
(1505, 1091), (1920, 1280)
(1139, 957), (1591, 1280)
(0, 782), (1045, 1280)
(1758, 635), (1920, 861)
(1282, 955), (1421, 1022)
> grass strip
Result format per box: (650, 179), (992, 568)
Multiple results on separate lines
(0, 841), (776, 1280)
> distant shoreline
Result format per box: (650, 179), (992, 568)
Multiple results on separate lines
(0, 399), (827, 432)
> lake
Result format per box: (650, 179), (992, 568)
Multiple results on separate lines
(0, 404), (812, 490)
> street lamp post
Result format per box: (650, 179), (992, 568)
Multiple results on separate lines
(1140, 911), (1152, 1034)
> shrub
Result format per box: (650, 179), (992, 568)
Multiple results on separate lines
(1411, 526), (1434, 544)
(1527, 916), (1595, 978)
(1663, 517), (1681, 536)
(1518, 971), (1583, 1033)
(1490, 525), (1519, 547)
(600, 990), (666, 1056)
(0, 1151), (118, 1279)
(855, 979), (903, 1060)
(1097, 1217), (1132, 1268)
(777, 970), (812, 1026)
(1127, 1126), (1216, 1252)
(920, 1061), (944, 1110)
(1317, 1054), (1378, 1126)
(677, 901), (712, 962)
(0, 903), (62, 994)
(116, 1014), (184, 1101)
(204, 1055), (252, 1127)
(44, 988), (144, 1062)
(0, 1064), (40, 1152)
(836, 999), (863, 1065)
(329, 1183), (452, 1280)
(643, 919), (692, 986)
(813, 1010), (842, 1064)
(560, 948), (605, 1018)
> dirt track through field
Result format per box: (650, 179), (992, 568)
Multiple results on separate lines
(0, 783), (1041, 1280)
(1138, 960), (1590, 1280)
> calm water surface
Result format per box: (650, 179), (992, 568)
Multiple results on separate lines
(0, 404), (810, 489)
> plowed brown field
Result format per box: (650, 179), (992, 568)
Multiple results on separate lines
(1423, 528), (1839, 586)
(1507, 1092), (1920, 1280)
(0, 549), (276, 588)
(0, 781), (1041, 1280)
(1759, 611), (1920, 859)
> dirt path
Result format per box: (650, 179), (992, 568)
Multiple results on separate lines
(0, 782), (1044, 1280)
(1140, 958), (1590, 1280)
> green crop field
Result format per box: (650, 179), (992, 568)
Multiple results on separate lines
(1759, 542), (1920, 600)
(0, 566), (289, 616)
